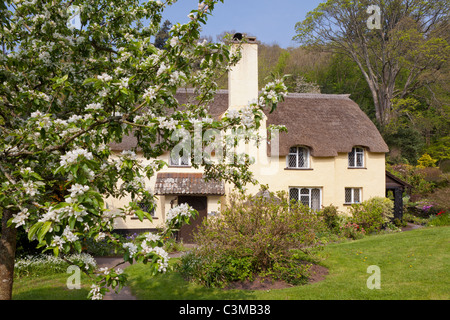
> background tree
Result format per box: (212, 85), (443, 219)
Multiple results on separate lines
(294, 0), (450, 129)
(0, 0), (287, 300)
(154, 19), (172, 49)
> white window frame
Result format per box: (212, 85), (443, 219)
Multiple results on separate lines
(345, 188), (362, 204)
(348, 147), (365, 168)
(289, 187), (322, 211)
(287, 146), (310, 169)
(169, 150), (190, 167)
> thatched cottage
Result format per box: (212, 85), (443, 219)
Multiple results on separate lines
(108, 35), (390, 241)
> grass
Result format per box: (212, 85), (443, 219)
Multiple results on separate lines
(124, 226), (450, 300)
(12, 273), (92, 300)
(10, 226), (449, 300)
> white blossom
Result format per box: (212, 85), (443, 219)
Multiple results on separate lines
(143, 87), (156, 101)
(169, 36), (179, 47)
(86, 103), (102, 110)
(89, 284), (103, 300)
(60, 148), (93, 167)
(166, 203), (192, 224)
(51, 235), (65, 249)
(12, 208), (30, 228)
(123, 242), (138, 256)
(158, 117), (178, 130)
(62, 226), (78, 242)
(225, 109), (240, 120)
(68, 183), (89, 198)
(97, 73), (113, 82)
(23, 181), (38, 196)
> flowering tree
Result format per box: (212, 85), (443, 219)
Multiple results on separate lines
(0, 0), (287, 299)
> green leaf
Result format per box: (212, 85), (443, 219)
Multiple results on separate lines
(134, 209), (145, 222)
(37, 221), (52, 243)
(28, 222), (44, 241)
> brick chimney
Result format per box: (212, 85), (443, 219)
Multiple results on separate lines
(228, 33), (259, 110)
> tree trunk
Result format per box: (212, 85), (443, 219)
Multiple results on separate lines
(0, 209), (17, 300)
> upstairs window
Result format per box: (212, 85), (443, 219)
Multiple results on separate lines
(289, 187), (321, 211)
(348, 147), (364, 168)
(287, 146), (310, 169)
(170, 150), (190, 167)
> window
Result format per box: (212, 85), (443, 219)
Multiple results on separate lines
(287, 147), (310, 168)
(289, 187), (322, 210)
(348, 147), (364, 168)
(132, 200), (155, 219)
(345, 188), (361, 204)
(170, 150), (190, 167)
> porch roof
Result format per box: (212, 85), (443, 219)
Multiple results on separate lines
(154, 172), (225, 196)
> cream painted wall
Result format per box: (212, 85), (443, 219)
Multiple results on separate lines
(228, 42), (258, 110)
(109, 151), (226, 231)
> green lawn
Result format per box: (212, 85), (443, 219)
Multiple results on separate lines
(12, 273), (91, 300)
(10, 226), (449, 300)
(125, 226), (450, 300)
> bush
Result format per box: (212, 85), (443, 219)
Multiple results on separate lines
(320, 205), (341, 233)
(339, 221), (366, 240)
(349, 197), (394, 234)
(428, 211), (450, 227)
(178, 190), (325, 288)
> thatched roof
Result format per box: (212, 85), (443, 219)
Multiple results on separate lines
(109, 90), (229, 151)
(110, 90), (389, 157)
(266, 93), (389, 157)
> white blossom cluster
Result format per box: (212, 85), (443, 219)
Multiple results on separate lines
(224, 106), (256, 128)
(23, 181), (39, 197)
(143, 87), (157, 101)
(51, 226), (80, 250)
(165, 203), (193, 224)
(60, 148), (94, 167)
(123, 242), (138, 256)
(259, 79), (288, 107)
(158, 117), (178, 130)
(11, 208), (30, 228)
(97, 73), (113, 82)
(89, 284), (103, 300)
(141, 244), (169, 272)
(68, 183), (89, 198)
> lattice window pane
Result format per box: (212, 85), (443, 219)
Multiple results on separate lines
(348, 148), (355, 167)
(289, 147), (297, 154)
(311, 188), (321, 210)
(288, 154), (297, 168)
(354, 188), (360, 203)
(289, 188), (299, 202)
(300, 188), (310, 206)
(356, 152), (364, 167)
(181, 152), (190, 166)
(298, 148), (306, 168)
(170, 151), (179, 166)
(345, 188), (353, 203)
(138, 201), (154, 216)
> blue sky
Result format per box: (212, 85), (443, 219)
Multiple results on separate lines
(162, 0), (324, 48)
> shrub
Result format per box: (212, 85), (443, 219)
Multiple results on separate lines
(349, 197), (394, 233)
(320, 205), (341, 233)
(428, 211), (450, 227)
(178, 190), (325, 288)
(339, 221), (366, 240)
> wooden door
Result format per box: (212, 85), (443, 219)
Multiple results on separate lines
(177, 196), (207, 243)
